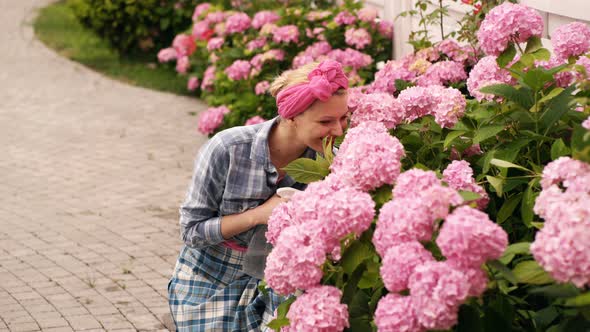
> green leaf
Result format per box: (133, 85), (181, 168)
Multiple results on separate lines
(528, 283), (580, 298)
(571, 124), (590, 163)
(444, 130), (467, 149)
(551, 138), (571, 160)
(276, 296), (296, 318)
(482, 150), (496, 174)
(499, 242), (531, 264)
(521, 180), (538, 227)
(321, 136), (334, 164)
(540, 85), (576, 131)
(282, 158), (329, 184)
(522, 67), (554, 92)
(524, 36), (543, 54)
(478, 84), (534, 109)
(341, 241), (373, 275)
(486, 176), (504, 197)
(512, 260), (554, 285)
(497, 194), (522, 224)
(394, 79), (414, 92)
(490, 158), (531, 172)
(532, 48), (551, 61)
(488, 260), (518, 285)
(497, 44), (516, 68)
(459, 190), (481, 202)
(564, 292), (590, 307)
(473, 125), (505, 144)
(266, 318), (290, 331)
(357, 261), (381, 289)
(457, 304), (484, 332)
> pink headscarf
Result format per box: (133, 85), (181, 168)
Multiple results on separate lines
(276, 60), (349, 119)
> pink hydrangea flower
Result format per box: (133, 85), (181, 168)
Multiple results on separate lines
(552, 22), (590, 61)
(206, 11), (226, 24)
(192, 20), (213, 40)
(244, 116), (266, 127)
(224, 60), (251, 80)
(286, 286), (349, 332)
(436, 39), (462, 59)
(467, 55), (516, 101)
(334, 11), (356, 25)
(252, 10), (280, 29)
(380, 242), (435, 292)
(345, 28), (372, 50)
(272, 25), (300, 44)
(535, 57), (575, 88)
(437, 206), (508, 268)
(477, 2), (544, 56)
(378, 20), (394, 39)
(327, 48), (373, 70)
(531, 222), (590, 287)
(176, 56), (190, 74)
(349, 92), (405, 129)
(409, 261), (470, 330)
(306, 10), (331, 21)
(157, 47), (177, 63)
(187, 77), (199, 91)
(266, 202), (292, 246)
(207, 37), (224, 51)
(415, 61), (467, 87)
(264, 225), (326, 295)
(397, 86), (436, 122)
(357, 7), (378, 22)
(583, 116), (590, 130)
(370, 60), (416, 94)
(330, 121), (405, 191)
(172, 34), (196, 57)
(375, 294), (424, 332)
(200, 66), (216, 91)
(292, 41), (332, 68)
(429, 86), (467, 129)
(197, 105), (230, 135)
(246, 37), (267, 51)
(443, 160), (489, 209)
(448, 261), (490, 297)
(539, 156), (590, 190)
(373, 199), (435, 256)
(254, 81), (270, 95)
(225, 13), (251, 34)
(192, 3), (211, 21)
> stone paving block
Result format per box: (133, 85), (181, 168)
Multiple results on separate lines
(5, 323), (39, 332)
(65, 315), (103, 330)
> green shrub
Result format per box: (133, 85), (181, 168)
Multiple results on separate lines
(67, 0), (203, 53)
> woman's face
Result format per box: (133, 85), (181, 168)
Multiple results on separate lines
(292, 91), (349, 153)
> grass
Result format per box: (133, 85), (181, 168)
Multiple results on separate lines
(33, 1), (192, 96)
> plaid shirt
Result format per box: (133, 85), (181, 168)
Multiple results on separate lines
(179, 116), (315, 248)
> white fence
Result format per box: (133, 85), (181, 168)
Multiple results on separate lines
(364, 0), (590, 59)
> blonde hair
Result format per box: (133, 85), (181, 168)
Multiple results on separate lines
(269, 62), (321, 97)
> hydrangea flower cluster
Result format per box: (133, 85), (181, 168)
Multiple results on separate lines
(225, 13), (251, 34)
(477, 2), (544, 56)
(286, 286), (349, 332)
(349, 92), (405, 129)
(265, 175), (375, 294)
(330, 121), (405, 191)
(187, 77), (199, 91)
(326, 48), (373, 70)
(369, 60), (415, 94)
(224, 60), (251, 80)
(396, 85), (467, 128)
(467, 55), (516, 101)
(551, 22), (590, 61)
(197, 105), (230, 135)
(191, 3), (210, 21)
(292, 41), (333, 68)
(272, 25), (300, 44)
(244, 115), (265, 126)
(414, 61), (467, 87)
(373, 168), (508, 331)
(200, 66), (216, 91)
(334, 11), (356, 25)
(254, 80), (270, 95)
(251, 10), (280, 29)
(206, 37), (224, 51)
(344, 28), (372, 50)
(531, 157), (590, 287)
(172, 34), (196, 57)
(443, 160), (489, 209)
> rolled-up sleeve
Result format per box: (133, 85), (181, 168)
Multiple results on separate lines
(179, 137), (229, 248)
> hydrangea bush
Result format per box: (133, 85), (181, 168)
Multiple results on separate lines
(262, 2), (590, 331)
(157, 1), (393, 134)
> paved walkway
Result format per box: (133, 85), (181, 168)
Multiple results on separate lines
(0, 1), (209, 331)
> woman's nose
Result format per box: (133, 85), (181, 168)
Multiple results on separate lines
(330, 123), (344, 136)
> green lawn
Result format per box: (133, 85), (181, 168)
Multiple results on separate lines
(34, 1), (192, 96)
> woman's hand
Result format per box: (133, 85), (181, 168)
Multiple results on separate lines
(251, 194), (289, 226)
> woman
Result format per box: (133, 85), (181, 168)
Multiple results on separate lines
(168, 60), (350, 331)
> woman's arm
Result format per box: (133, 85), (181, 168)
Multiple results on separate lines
(219, 194), (286, 239)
